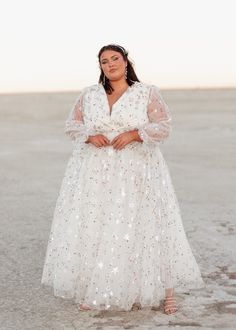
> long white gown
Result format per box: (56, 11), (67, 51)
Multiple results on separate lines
(41, 81), (204, 311)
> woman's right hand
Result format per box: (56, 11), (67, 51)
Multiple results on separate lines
(85, 134), (110, 148)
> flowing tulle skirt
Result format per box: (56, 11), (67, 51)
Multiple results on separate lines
(41, 141), (204, 311)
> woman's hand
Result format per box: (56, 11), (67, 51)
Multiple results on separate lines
(111, 130), (143, 150)
(86, 134), (110, 148)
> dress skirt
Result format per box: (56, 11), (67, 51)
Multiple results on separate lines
(41, 138), (204, 311)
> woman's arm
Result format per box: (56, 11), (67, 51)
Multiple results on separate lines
(64, 89), (96, 143)
(137, 85), (172, 144)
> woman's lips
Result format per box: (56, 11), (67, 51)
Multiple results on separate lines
(109, 69), (117, 73)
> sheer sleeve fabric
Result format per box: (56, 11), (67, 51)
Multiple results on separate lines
(64, 89), (96, 143)
(137, 85), (172, 144)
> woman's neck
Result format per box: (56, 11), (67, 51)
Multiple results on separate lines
(109, 78), (129, 92)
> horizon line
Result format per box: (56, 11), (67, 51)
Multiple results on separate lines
(1, 85), (236, 95)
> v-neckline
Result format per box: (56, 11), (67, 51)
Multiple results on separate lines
(101, 83), (134, 116)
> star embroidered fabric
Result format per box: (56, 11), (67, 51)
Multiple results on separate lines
(41, 82), (204, 311)
(137, 85), (172, 145)
(64, 92), (96, 143)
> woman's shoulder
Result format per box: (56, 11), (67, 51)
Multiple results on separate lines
(133, 81), (161, 92)
(78, 83), (101, 96)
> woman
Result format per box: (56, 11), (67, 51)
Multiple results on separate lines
(41, 44), (204, 314)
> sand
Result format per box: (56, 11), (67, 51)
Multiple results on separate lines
(0, 88), (235, 329)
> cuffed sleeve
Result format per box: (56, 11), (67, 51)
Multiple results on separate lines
(64, 89), (96, 143)
(137, 85), (172, 145)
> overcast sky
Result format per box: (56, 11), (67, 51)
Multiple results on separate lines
(1, 0), (236, 93)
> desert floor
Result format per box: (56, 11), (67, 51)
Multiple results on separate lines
(0, 88), (235, 329)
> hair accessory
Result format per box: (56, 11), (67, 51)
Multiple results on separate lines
(111, 44), (128, 56)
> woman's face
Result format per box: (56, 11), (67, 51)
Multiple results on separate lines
(100, 50), (127, 81)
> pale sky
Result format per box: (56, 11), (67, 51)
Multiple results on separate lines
(1, 0), (236, 93)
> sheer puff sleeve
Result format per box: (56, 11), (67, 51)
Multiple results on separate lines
(137, 85), (172, 145)
(64, 89), (96, 143)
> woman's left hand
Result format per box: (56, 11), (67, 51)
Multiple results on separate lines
(110, 130), (142, 150)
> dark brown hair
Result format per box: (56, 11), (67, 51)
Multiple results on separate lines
(98, 44), (140, 94)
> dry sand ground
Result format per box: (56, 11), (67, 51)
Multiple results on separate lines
(0, 88), (235, 329)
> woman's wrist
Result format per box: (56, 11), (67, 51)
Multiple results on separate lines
(130, 129), (143, 142)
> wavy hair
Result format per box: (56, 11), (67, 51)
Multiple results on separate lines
(98, 44), (140, 94)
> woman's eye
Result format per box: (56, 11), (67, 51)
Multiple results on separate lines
(101, 57), (118, 64)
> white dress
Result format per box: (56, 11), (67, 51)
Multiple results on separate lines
(41, 81), (204, 311)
